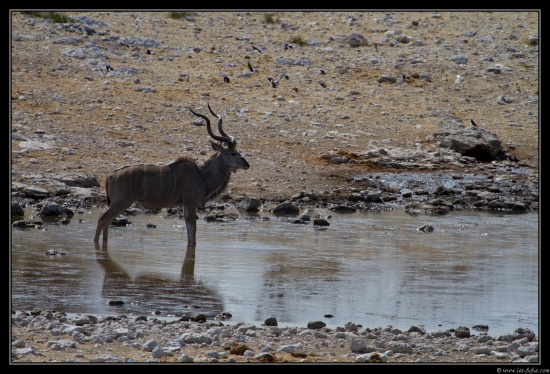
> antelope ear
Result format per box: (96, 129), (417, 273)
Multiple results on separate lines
(211, 141), (225, 151)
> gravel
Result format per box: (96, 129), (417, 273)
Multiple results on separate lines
(11, 309), (539, 363)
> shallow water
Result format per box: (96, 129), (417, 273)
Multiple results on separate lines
(11, 206), (539, 336)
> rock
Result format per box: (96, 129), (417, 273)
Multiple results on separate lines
(50, 172), (100, 188)
(272, 202), (299, 215)
(192, 314), (206, 323)
(418, 224), (434, 233)
(111, 217), (130, 227)
(229, 344), (250, 355)
(23, 186), (50, 199)
(313, 218), (330, 226)
(11, 202), (25, 217)
(347, 33), (368, 47)
(427, 127), (502, 161)
(329, 205), (356, 213)
(455, 326), (471, 338)
(39, 202), (75, 217)
(307, 320), (326, 329)
(242, 196), (261, 211)
(407, 325), (426, 334)
(378, 75), (397, 83)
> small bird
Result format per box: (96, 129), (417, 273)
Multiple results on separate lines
(223, 75), (230, 83)
(319, 81), (327, 88)
(271, 80), (279, 88)
(280, 72), (289, 80)
(267, 77), (273, 82)
(320, 69), (326, 75)
(470, 119), (478, 127)
(146, 49), (152, 55)
(247, 61), (257, 72)
(284, 42), (293, 50)
(105, 64), (112, 72)
(252, 46), (263, 53)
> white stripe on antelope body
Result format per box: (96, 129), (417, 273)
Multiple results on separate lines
(94, 104), (250, 246)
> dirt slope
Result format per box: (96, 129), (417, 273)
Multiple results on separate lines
(11, 11), (539, 201)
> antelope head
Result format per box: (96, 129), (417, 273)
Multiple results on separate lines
(189, 104), (250, 172)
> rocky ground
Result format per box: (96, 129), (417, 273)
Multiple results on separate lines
(11, 309), (539, 364)
(11, 11), (539, 364)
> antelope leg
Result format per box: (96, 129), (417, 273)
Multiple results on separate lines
(184, 206), (198, 245)
(94, 202), (133, 243)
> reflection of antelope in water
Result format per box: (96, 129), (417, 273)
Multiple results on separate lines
(94, 104), (250, 246)
(94, 244), (224, 314)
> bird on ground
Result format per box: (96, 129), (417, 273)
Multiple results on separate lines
(470, 119), (478, 127)
(252, 46), (263, 53)
(267, 77), (278, 88)
(248, 61), (257, 72)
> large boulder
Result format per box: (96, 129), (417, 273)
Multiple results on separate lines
(427, 127), (502, 161)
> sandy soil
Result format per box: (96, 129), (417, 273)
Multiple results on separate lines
(11, 11), (539, 203)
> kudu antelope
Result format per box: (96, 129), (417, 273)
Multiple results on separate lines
(94, 104), (250, 246)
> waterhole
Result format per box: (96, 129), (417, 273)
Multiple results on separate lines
(11, 206), (539, 336)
